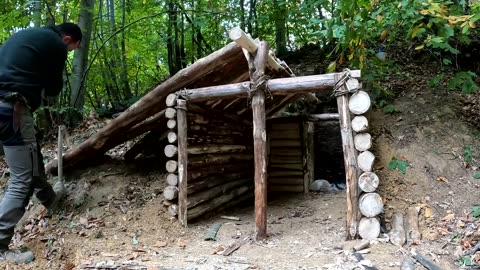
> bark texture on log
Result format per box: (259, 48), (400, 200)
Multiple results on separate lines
(187, 178), (252, 209)
(187, 172), (249, 194)
(336, 83), (360, 240)
(252, 41), (269, 241)
(46, 42), (244, 174)
(303, 121), (315, 193)
(189, 154), (253, 168)
(406, 207), (421, 245)
(177, 99), (189, 227)
(187, 185), (253, 221)
(389, 212), (406, 246)
(308, 113), (339, 121)
(183, 72), (361, 102)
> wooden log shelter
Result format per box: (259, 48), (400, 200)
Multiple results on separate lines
(47, 27), (386, 241)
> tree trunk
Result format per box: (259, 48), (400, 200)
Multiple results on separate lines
(167, 0), (177, 75)
(33, 0), (42, 27)
(70, 0), (95, 125)
(120, 0), (131, 99)
(239, 0), (245, 31)
(273, 0), (287, 56)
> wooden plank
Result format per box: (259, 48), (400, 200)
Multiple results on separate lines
(177, 99), (189, 227)
(268, 177), (304, 185)
(269, 156), (302, 164)
(269, 164), (304, 170)
(268, 148), (302, 156)
(269, 171), (304, 177)
(269, 185), (304, 193)
(269, 130), (301, 139)
(269, 140), (302, 148)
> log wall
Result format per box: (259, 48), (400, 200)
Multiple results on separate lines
(164, 98), (254, 222)
(267, 118), (309, 193)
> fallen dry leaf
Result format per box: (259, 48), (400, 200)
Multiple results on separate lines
(154, 241), (167, 248)
(442, 213), (455, 221)
(177, 239), (187, 248)
(212, 245), (225, 255)
(65, 262), (75, 270)
(436, 177), (448, 183)
(461, 239), (472, 249)
(425, 207), (433, 218)
(437, 227), (450, 235)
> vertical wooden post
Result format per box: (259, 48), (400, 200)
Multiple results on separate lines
(336, 79), (360, 240)
(252, 41), (269, 240)
(303, 121), (315, 193)
(177, 99), (188, 227)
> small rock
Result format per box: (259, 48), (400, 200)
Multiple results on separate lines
(310, 179), (333, 192)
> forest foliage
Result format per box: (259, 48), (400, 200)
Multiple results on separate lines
(1, 0), (479, 124)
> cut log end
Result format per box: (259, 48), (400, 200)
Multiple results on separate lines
(358, 172), (379, 193)
(352, 116), (369, 132)
(168, 132), (178, 144)
(167, 119), (177, 129)
(349, 90), (371, 115)
(163, 186), (179, 200)
(358, 217), (380, 240)
(166, 160), (178, 173)
(165, 108), (177, 119)
(354, 133), (372, 152)
(164, 144), (178, 158)
(357, 150), (375, 172)
(359, 192), (384, 217)
(166, 173), (178, 186)
(166, 93), (177, 107)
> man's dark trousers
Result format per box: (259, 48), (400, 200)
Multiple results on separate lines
(0, 100), (55, 249)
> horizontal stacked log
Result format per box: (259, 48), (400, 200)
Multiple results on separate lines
(267, 120), (305, 193)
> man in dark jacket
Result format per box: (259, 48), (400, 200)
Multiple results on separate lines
(0, 23), (82, 263)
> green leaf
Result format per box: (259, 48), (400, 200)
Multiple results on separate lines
(464, 146), (473, 163)
(457, 256), (473, 266)
(383, 104), (396, 114)
(442, 58), (452, 65)
(387, 160), (397, 170)
(473, 206), (480, 218)
(397, 160), (409, 174)
(473, 172), (480, 179)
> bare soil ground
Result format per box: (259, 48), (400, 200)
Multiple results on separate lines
(0, 54), (480, 269)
